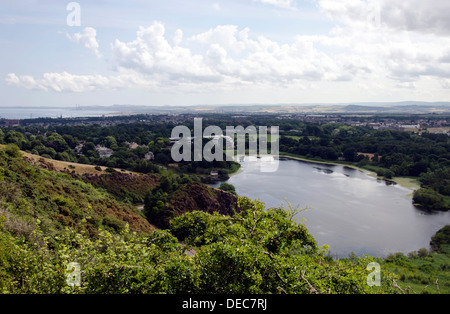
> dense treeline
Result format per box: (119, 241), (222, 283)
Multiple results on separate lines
(0, 123), (164, 173)
(1, 114), (449, 210)
(225, 117), (449, 210)
(187, 115), (449, 209)
(0, 121), (237, 178)
(278, 124), (449, 177)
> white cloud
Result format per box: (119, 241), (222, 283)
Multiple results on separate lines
(111, 22), (218, 83)
(6, 6), (450, 101)
(67, 27), (101, 58)
(315, 0), (450, 83)
(6, 72), (111, 92)
(111, 22), (355, 88)
(7, 22), (351, 93)
(381, 0), (450, 36)
(173, 29), (183, 46)
(317, 0), (450, 35)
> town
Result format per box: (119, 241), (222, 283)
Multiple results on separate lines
(1, 111), (449, 135)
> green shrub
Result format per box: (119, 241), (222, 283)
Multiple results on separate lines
(413, 188), (446, 210)
(219, 182), (237, 195)
(4, 144), (21, 158)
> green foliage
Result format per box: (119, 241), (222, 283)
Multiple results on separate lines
(431, 225), (450, 253)
(376, 168), (395, 180)
(413, 188), (447, 210)
(0, 146), (153, 242)
(0, 197), (401, 294)
(383, 247), (450, 294)
(170, 197), (398, 294)
(4, 144), (21, 158)
(219, 183), (237, 194)
(420, 168), (450, 196)
(1, 117), (449, 294)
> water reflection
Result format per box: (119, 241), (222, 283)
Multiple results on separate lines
(211, 158), (450, 258)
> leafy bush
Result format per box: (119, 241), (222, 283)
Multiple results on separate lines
(0, 198), (401, 294)
(219, 183), (236, 194)
(4, 144), (21, 158)
(413, 188), (447, 210)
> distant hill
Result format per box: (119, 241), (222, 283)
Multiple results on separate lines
(79, 102), (450, 115)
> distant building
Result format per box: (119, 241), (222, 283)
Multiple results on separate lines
(400, 124), (421, 129)
(126, 141), (146, 150)
(74, 143), (84, 155)
(144, 151), (155, 161)
(4, 119), (20, 127)
(95, 145), (113, 158)
(210, 170), (219, 177)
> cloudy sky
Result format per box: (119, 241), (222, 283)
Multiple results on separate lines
(1, 0), (450, 107)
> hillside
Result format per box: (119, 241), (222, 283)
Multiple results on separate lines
(21, 150), (137, 175)
(1, 143), (449, 294)
(0, 144), (155, 239)
(0, 144), (404, 294)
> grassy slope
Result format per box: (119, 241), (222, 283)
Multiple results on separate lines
(381, 247), (450, 294)
(0, 146), (155, 241)
(21, 150), (137, 175)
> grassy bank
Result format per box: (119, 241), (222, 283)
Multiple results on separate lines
(380, 249), (450, 294)
(279, 152), (421, 191)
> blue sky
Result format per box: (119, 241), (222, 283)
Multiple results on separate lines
(1, 0), (450, 107)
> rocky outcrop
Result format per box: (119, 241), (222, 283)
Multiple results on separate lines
(148, 182), (240, 229)
(169, 182), (239, 217)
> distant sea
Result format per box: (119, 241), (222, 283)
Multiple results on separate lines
(0, 107), (122, 120)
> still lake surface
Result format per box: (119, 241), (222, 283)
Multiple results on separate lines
(210, 157), (450, 258)
(0, 107), (121, 119)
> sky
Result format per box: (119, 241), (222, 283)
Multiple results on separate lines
(1, 0), (450, 107)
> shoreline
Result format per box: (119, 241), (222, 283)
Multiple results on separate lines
(278, 152), (421, 191)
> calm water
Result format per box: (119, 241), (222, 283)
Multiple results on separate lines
(0, 107), (121, 119)
(210, 158), (450, 258)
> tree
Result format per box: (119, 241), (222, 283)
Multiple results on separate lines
(5, 131), (26, 149)
(170, 197), (397, 294)
(219, 183), (236, 195)
(4, 143), (21, 158)
(155, 152), (171, 165)
(343, 147), (358, 162)
(46, 132), (69, 153)
(81, 142), (96, 155)
(103, 136), (118, 150)
(413, 188), (446, 210)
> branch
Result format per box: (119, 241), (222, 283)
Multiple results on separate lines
(300, 271), (330, 294)
(318, 262), (360, 280)
(262, 251), (289, 289)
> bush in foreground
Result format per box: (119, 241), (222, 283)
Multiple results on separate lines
(0, 197), (401, 294)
